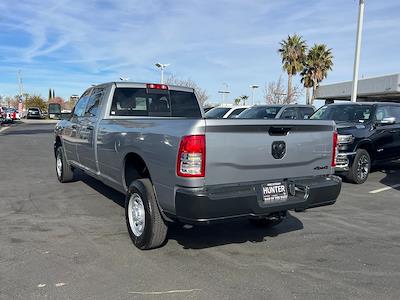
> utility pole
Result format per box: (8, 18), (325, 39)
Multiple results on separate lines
(17, 70), (23, 97)
(351, 0), (365, 102)
(17, 70), (24, 111)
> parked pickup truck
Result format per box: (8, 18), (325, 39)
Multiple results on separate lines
(310, 102), (400, 183)
(54, 82), (341, 250)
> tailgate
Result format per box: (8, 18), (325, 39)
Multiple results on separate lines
(205, 119), (336, 186)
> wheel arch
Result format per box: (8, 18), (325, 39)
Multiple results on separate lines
(356, 140), (375, 161)
(54, 135), (62, 158)
(123, 152), (151, 191)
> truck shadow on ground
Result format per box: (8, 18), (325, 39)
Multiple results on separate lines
(75, 170), (126, 207)
(375, 160), (400, 191)
(167, 215), (303, 250)
(76, 170), (304, 249)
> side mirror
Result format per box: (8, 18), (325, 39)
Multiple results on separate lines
(377, 117), (396, 126)
(303, 115), (310, 119)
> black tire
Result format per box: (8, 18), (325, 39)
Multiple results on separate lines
(346, 149), (371, 184)
(125, 178), (168, 250)
(55, 146), (74, 183)
(249, 211), (287, 227)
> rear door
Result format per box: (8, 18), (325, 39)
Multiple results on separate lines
(204, 119), (335, 186)
(76, 86), (108, 172)
(374, 104), (400, 159)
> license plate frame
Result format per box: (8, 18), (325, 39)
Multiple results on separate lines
(262, 182), (288, 204)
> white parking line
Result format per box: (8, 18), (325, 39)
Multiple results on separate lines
(369, 184), (400, 194)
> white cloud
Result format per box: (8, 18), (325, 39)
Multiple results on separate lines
(0, 0), (399, 101)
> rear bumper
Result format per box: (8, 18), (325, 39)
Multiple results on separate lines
(174, 175), (341, 224)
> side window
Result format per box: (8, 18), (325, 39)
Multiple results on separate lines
(73, 96), (90, 118)
(85, 89), (104, 117)
(227, 108), (247, 118)
(392, 106), (400, 120)
(280, 108), (298, 119)
(298, 107), (315, 119)
(375, 105), (392, 121)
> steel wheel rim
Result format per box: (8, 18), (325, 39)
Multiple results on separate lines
(128, 193), (146, 237)
(56, 151), (63, 178)
(357, 154), (369, 180)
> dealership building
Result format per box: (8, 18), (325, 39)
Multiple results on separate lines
(315, 73), (400, 102)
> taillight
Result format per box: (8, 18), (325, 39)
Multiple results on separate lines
(146, 83), (168, 90)
(177, 135), (205, 177)
(331, 131), (338, 167)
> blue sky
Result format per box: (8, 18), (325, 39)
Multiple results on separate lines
(1, 0), (400, 104)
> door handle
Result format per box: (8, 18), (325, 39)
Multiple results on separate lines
(389, 130), (397, 134)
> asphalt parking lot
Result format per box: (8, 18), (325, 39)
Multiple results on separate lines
(1, 121), (399, 300)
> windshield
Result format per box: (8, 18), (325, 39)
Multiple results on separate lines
(48, 103), (61, 114)
(310, 105), (373, 123)
(237, 106), (282, 119)
(205, 107), (231, 118)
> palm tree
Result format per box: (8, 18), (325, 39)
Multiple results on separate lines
(300, 67), (314, 105)
(306, 44), (333, 103)
(278, 34), (307, 101)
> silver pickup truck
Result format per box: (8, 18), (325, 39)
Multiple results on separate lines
(54, 82), (341, 249)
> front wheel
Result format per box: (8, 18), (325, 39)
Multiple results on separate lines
(125, 178), (168, 250)
(347, 149), (371, 184)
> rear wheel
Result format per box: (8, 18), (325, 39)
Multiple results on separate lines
(55, 146), (74, 183)
(347, 149), (371, 184)
(125, 178), (168, 250)
(249, 211), (287, 227)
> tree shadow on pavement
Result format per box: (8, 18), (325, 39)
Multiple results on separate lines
(168, 213), (303, 250)
(375, 160), (400, 191)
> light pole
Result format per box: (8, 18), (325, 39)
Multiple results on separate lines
(249, 85), (259, 105)
(351, 0), (365, 102)
(155, 63), (170, 84)
(218, 90), (230, 103)
(218, 83), (230, 103)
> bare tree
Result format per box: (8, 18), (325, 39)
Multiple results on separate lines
(165, 75), (209, 105)
(264, 76), (303, 104)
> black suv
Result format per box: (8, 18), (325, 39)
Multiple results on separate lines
(311, 102), (400, 183)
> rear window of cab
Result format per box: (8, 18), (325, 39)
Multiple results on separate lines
(110, 88), (202, 118)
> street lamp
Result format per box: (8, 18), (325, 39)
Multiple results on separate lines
(249, 85), (259, 105)
(155, 63), (170, 84)
(351, 0), (365, 103)
(218, 90), (230, 103)
(218, 83), (230, 103)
